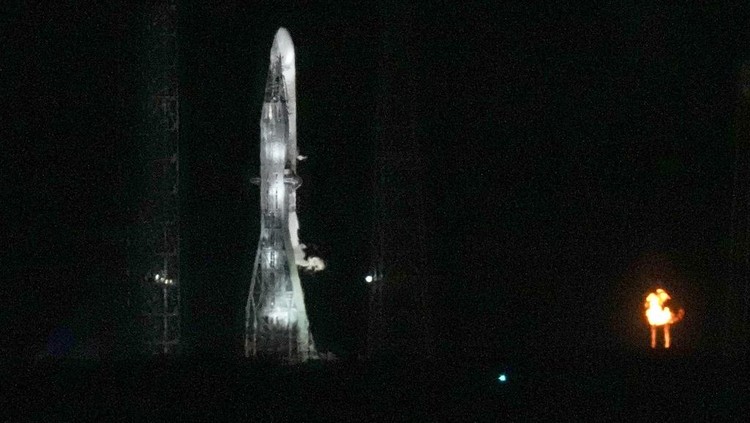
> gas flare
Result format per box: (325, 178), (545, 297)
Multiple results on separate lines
(644, 288), (684, 349)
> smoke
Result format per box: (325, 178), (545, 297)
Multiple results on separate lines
(304, 255), (326, 272)
(296, 243), (326, 272)
(289, 211), (325, 272)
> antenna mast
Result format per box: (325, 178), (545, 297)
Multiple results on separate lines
(137, 0), (181, 354)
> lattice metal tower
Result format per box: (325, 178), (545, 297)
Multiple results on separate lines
(367, 2), (433, 360)
(729, 61), (750, 356)
(245, 28), (317, 363)
(135, 0), (181, 355)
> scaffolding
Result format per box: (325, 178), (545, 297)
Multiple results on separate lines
(367, 2), (433, 360)
(136, 0), (181, 355)
(729, 61), (750, 356)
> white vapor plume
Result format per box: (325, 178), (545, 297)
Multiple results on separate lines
(296, 243), (326, 272)
(289, 212), (326, 272)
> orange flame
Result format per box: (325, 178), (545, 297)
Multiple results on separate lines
(644, 288), (684, 349)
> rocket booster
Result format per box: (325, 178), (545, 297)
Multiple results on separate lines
(247, 27), (316, 361)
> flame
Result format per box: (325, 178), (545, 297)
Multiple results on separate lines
(645, 289), (673, 326)
(644, 288), (684, 349)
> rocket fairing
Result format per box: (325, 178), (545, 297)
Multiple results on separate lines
(245, 28), (317, 362)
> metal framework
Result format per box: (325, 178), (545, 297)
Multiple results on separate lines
(729, 61), (750, 356)
(367, 2), (433, 360)
(138, 0), (181, 354)
(245, 28), (317, 363)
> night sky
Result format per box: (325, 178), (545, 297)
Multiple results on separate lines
(4, 2), (748, 360)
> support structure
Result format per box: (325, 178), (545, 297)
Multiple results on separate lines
(245, 28), (317, 363)
(367, 3), (433, 360)
(729, 61), (750, 356)
(136, 0), (181, 355)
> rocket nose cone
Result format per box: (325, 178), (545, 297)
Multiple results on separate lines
(271, 27), (295, 66)
(274, 27), (292, 44)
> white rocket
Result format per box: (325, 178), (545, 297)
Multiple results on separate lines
(245, 28), (317, 362)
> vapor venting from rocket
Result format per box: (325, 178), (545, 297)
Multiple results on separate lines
(289, 212), (325, 272)
(296, 243), (326, 272)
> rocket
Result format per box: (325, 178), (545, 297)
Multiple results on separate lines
(246, 28), (317, 362)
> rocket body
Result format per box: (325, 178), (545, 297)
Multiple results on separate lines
(246, 28), (316, 362)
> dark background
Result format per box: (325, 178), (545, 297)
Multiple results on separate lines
(3, 2), (748, 361)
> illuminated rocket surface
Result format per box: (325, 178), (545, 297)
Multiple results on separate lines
(245, 28), (318, 362)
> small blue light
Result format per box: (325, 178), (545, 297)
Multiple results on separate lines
(498, 373), (507, 383)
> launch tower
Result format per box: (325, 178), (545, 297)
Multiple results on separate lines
(367, 3), (433, 360)
(134, 0), (181, 355)
(245, 28), (317, 363)
(729, 61), (750, 356)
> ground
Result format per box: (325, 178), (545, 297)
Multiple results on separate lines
(5, 348), (748, 421)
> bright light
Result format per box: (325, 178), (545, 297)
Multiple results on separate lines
(267, 305), (296, 326)
(498, 373), (507, 383)
(645, 289), (673, 326)
(644, 288), (684, 349)
(268, 142), (285, 163)
(365, 275), (373, 283)
(153, 272), (174, 285)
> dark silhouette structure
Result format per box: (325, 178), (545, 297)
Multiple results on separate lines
(729, 61), (750, 356)
(367, 2), (433, 360)
(130, 0), (181, 354)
